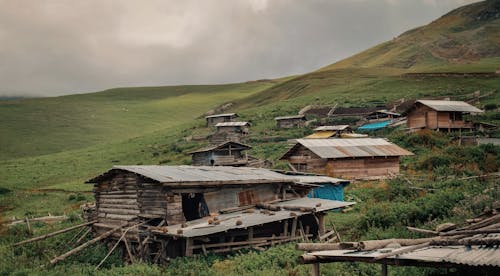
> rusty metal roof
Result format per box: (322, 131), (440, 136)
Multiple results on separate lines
(187, 141), (251, 154)
(281, 138), (414, 159)
(307, 244), (500, 267)
(205, 113), (237, 119)
(87, 165), (297, 184)
(417, 100), (484, 113)
(314, 125), (350, 131)
(215, 121), (250, 127)
(151, 197), (355, 238)
(274, 115), (306, 120)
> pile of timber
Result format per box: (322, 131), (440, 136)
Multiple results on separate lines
(297, 208), (500, 263)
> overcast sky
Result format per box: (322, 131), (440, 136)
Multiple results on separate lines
(0, 0), (480, 97)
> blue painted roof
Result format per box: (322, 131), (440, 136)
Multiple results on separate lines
(358, 120), (391, 130)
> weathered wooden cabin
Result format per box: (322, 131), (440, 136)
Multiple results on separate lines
(205, 113), (238, 126)
(275, 115), (307, 128)
(189, 141), (251, 166)
(209, 121), (250, 143)
(280, 138), (414, 179)
(365, 110), (401, 121)
(407, 100), (483, 131)
(85, 165), (354, 262)
(329, 106), (382, 119)
(305, 125), (352, 139)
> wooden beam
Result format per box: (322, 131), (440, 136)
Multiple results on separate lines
(291, 217), (298, 238)
(51, 225), (122, 265)
(14, 220), (98, 247)
(312, 263), (320, 276)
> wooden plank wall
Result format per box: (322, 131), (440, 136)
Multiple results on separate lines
(325, 157), (400, 179)
(287, 146), (327, 174)
(204, 185), (280, 212)
(94, 172), (141, 227)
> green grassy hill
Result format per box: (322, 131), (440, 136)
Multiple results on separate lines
(0, 1), (499, 275)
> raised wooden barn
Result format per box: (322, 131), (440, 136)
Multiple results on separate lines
(280, 138), (414, 179)
(189, 141), (251, 166)
(84, 165), (354, 262)
(407, 100), (483, 131)
(275, 115), (307, 128)
(205, 113), (238, 126)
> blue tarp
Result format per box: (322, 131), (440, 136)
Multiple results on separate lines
(307, 184), (346, 201)
(358, 120), (391, 131)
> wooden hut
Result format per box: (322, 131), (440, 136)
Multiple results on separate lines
(280, 138), (414, 179)
(305, 125), (352, 139)
(407, 100), (483, 131)
(329, 106), (382, 119)
(84, 165), (355, 261)
(205, 113), (238, 126)
(210, 121), (250, 143)
(189, 141), (251, 166)
(365, 110), (401, 122)
(275, 115), (307, 128)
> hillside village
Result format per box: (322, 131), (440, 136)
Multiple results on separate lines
(1, 1), (500, 275)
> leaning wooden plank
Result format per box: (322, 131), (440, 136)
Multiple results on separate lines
(14, 220), (98, 247)
(373, 242), (431, 260)
(439, 228), (500, 236)
(358, 237), (434, 251)
(406, 226), (438, 236)
(296, 242), (357, 251)
(50, 225), (122, 265)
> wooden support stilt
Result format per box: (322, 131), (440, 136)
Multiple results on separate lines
(123, 236), (135, 263)
(25, 217), (32, 236)
(312, 263), (320, 276)
(318, 213), (326, 236)
(185, 238), (193, 257)
(381, 264), (388, 276)
(291, 217), (298, 238)
(283, 220), (289, 236)
(248, 227), (254, 241)
(14, 220), (97, 247)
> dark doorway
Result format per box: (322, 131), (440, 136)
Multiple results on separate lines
(182, 193), (209, 221)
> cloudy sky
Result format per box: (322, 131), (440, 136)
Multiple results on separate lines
(0, 0), (479, 96)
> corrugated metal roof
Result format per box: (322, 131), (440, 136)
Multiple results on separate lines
(215, 121), (250, 127)
(87, 165), (297, 184)
(305, 131), (336, 139)
(314, 125), (350, 131)
(308, 245), (500, 267)
(281, 138), (414, 159)
(293, 175), (349, 185)
(275, 115), (306, 120)
(417, 100), (484, 113)
(187, 141), (251, 154)
(205, 113), (237, 119)
(152, 198), (355, 237)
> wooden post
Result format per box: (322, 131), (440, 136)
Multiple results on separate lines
(381, 264), (388, 276)
(312, 263), (320, 276)
(248, 227), (254, 241)
(25, 217), (32, 235)
(317, 213), (326, 236)
(185, 238), (193, 257)
(283, 220), (289, 236)
(291, 217), (298, 238)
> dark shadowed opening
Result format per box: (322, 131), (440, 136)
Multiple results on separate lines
(182, 193), (210, 221)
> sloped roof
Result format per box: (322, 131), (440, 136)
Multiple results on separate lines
(293, 175), (349, 185)
(416, 100), (483, 113)
(205, 113), (238, 119)
(314, 125), (350, 131)
(188, 141), (251, 154)
(281, 138), (414, 159)
(274, 115), (306, 120)
(215, 121), (250, 127)
(330, 106), (382, 116)
(306, 245), (500, 267)
(151, 197), (355, 238)
(87, 165), (296, 185)
(305, 131), (336, 139)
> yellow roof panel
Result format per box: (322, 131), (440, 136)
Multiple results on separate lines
(305, 131), (336, 139)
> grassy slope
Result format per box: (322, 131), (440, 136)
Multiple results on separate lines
(0, 81), (279, 160)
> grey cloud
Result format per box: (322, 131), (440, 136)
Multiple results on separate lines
(0, 0), (480, 96)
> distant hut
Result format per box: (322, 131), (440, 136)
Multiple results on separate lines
(305, 125), (352, 139)
(280, 138), (413, 179)
(365, 110), (401, 122)
(329, 106), (382, 119)
(205, 113), (238, 126)
(275, 115), (307, 128)
(210, 121), (250, 143)
(189, 141), (251, 166)
(407, 100), (483, 131)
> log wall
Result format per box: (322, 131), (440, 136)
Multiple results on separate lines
(276, 119), (305, 128)
(325, 157), (400, 179)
